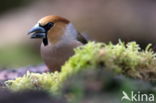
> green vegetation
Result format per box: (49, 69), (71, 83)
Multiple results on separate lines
(0, 45), (42, 68)
(5, 41), (156, 95)
(61, 69), (155, 103)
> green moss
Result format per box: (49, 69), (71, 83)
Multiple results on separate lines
(5, 41), (156, 94)
(60, 42), (102, 80)
(61, 41), (156, 79)
(6, 71), (60, 93)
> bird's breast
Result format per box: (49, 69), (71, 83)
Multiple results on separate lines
(40, 40), (82, 71)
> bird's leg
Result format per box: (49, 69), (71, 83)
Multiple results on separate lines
(49, 67), (61, 72)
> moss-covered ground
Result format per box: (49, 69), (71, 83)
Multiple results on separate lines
(4, 41), (156, 102)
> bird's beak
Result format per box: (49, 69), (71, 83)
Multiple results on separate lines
(28, 24), (46, 39)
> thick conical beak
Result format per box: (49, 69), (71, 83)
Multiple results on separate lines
(28, 24), (46, 39)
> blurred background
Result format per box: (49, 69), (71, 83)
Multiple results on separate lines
(0, 0), (156, 68)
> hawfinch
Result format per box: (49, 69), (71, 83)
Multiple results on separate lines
(28, 15), (87, 72)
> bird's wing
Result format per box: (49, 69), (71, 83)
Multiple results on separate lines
(76, 32), (88, 44)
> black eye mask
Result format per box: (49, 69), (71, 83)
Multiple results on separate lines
(42, 22), (54, 31)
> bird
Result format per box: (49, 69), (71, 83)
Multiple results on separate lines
(28, 15), (88, 72)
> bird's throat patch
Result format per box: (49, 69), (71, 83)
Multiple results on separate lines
(43, 38), (48, 46)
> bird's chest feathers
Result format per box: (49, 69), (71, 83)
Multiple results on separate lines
(40, 42), (75, 61)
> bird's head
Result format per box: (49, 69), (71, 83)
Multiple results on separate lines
(28, 15), (70, 46)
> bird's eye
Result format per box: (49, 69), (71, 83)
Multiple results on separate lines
(43, 22), (54, 31)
